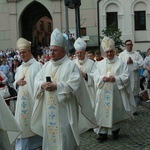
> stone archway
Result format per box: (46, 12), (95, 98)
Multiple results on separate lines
(20, 1), (52, 47)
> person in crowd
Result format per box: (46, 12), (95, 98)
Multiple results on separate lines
(0, 94), (22, 150)
(14, 51), (21, 61)
(44, 46), (50, 55)
(143, 48), (150, 100)
(0, 70), (8, 87)
(0, 70), (9, 101)
(118, 40), (144, 115)
(68, 52), (74, 60)
(140, 70), (145, 91)
(6, 52), (14, 71)
(12, 58), (21, 79)
(93, 36), (136, 142)
(74, 38), (96, 109)
(0, 58), (10, 76)
(86, 51), (95, 61)
(137, 49), (145, 91)
(13, 37), (42, 150)
(31, 28), (97, 150)
(74, 37), (97, 133)
(94, 50), (104, 61)
(0, 58), (13, 83)
(0, 54), (4, 65)
(0, 50), (4, 57)
(68, 32), (76, 53)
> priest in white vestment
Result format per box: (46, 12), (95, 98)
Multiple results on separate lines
(93, 36), (136, 142)
(118, 40), (144, 114)
(0, 94), (22, 150)
(13, 38), (43, 150)
(74, 38), (97, 108)
(31, 28), (97, 150)
(73, 38), (97, 133)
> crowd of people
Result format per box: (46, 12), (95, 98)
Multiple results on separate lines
(0, 28), (149, 150)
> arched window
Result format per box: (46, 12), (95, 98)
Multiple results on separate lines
(106, 3), (119, 28)
(134, 2), (147, 31)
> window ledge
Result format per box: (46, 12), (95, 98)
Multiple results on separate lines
(135, 41), (150, 43)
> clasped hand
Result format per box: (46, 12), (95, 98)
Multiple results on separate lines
(127, 57), (133, 64)
(103, 76), (115, 82)
(81, 71), (86, 78)
(41, 82), (57, 91)
(17, 78), (27, 86)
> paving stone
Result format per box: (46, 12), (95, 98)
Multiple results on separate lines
(78, 106), (150, 150)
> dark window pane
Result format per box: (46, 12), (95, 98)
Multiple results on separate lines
(48, 23), (51, 32)
(40, 21), (44, 31)
(80, 27), (86, 36)
(106, 12), (118, 28)
(134, 11), (146, 30)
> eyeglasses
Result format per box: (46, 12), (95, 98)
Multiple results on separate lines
(126, 43), (133, 46)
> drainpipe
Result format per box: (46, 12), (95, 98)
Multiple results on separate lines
(65, 6), (69, 54)
(75, 3), (81, 38)
(97, 0), (101, 50)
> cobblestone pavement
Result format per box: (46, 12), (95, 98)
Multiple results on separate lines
(77, 106), (150, 150)
(11, 102), (150, 150)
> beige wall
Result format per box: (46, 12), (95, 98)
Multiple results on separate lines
(0, 0), (98, 50)
(0, 0), (11, 50)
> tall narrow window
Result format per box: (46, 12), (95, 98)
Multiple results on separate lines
(40, 21), (44, 31)
(48, 23), (51, 32)
(134, 11), (146, 30)
(80, 27), (86, 36)
(106, 12), (118, 28)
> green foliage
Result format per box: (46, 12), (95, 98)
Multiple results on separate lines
(100, 24), (124, 53)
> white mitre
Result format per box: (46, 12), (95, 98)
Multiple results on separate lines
(17, 38), (31, 51)
(74, 37), (87, 51)
(101, 36), (115, 52)
(50, 28), (68, 48)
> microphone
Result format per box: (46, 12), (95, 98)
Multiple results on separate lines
(46, 76), (52, 82)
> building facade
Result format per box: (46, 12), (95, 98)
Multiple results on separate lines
(0, 0), (150, 52)
(0, 0), (98, 51)
(99, 0), (150, 52)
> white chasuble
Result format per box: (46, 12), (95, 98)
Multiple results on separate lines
(74, 57), (96, 109)
(94, 56), (136, 135)
(118, 50), (143, 95)
(31, 56), (97, 150)
(74, 58), (97, 133)
(75, 59), (85, 72)
(15, 66), (35, 138)
(14, 58), (42, 139)
(0, 95), (21, 150)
